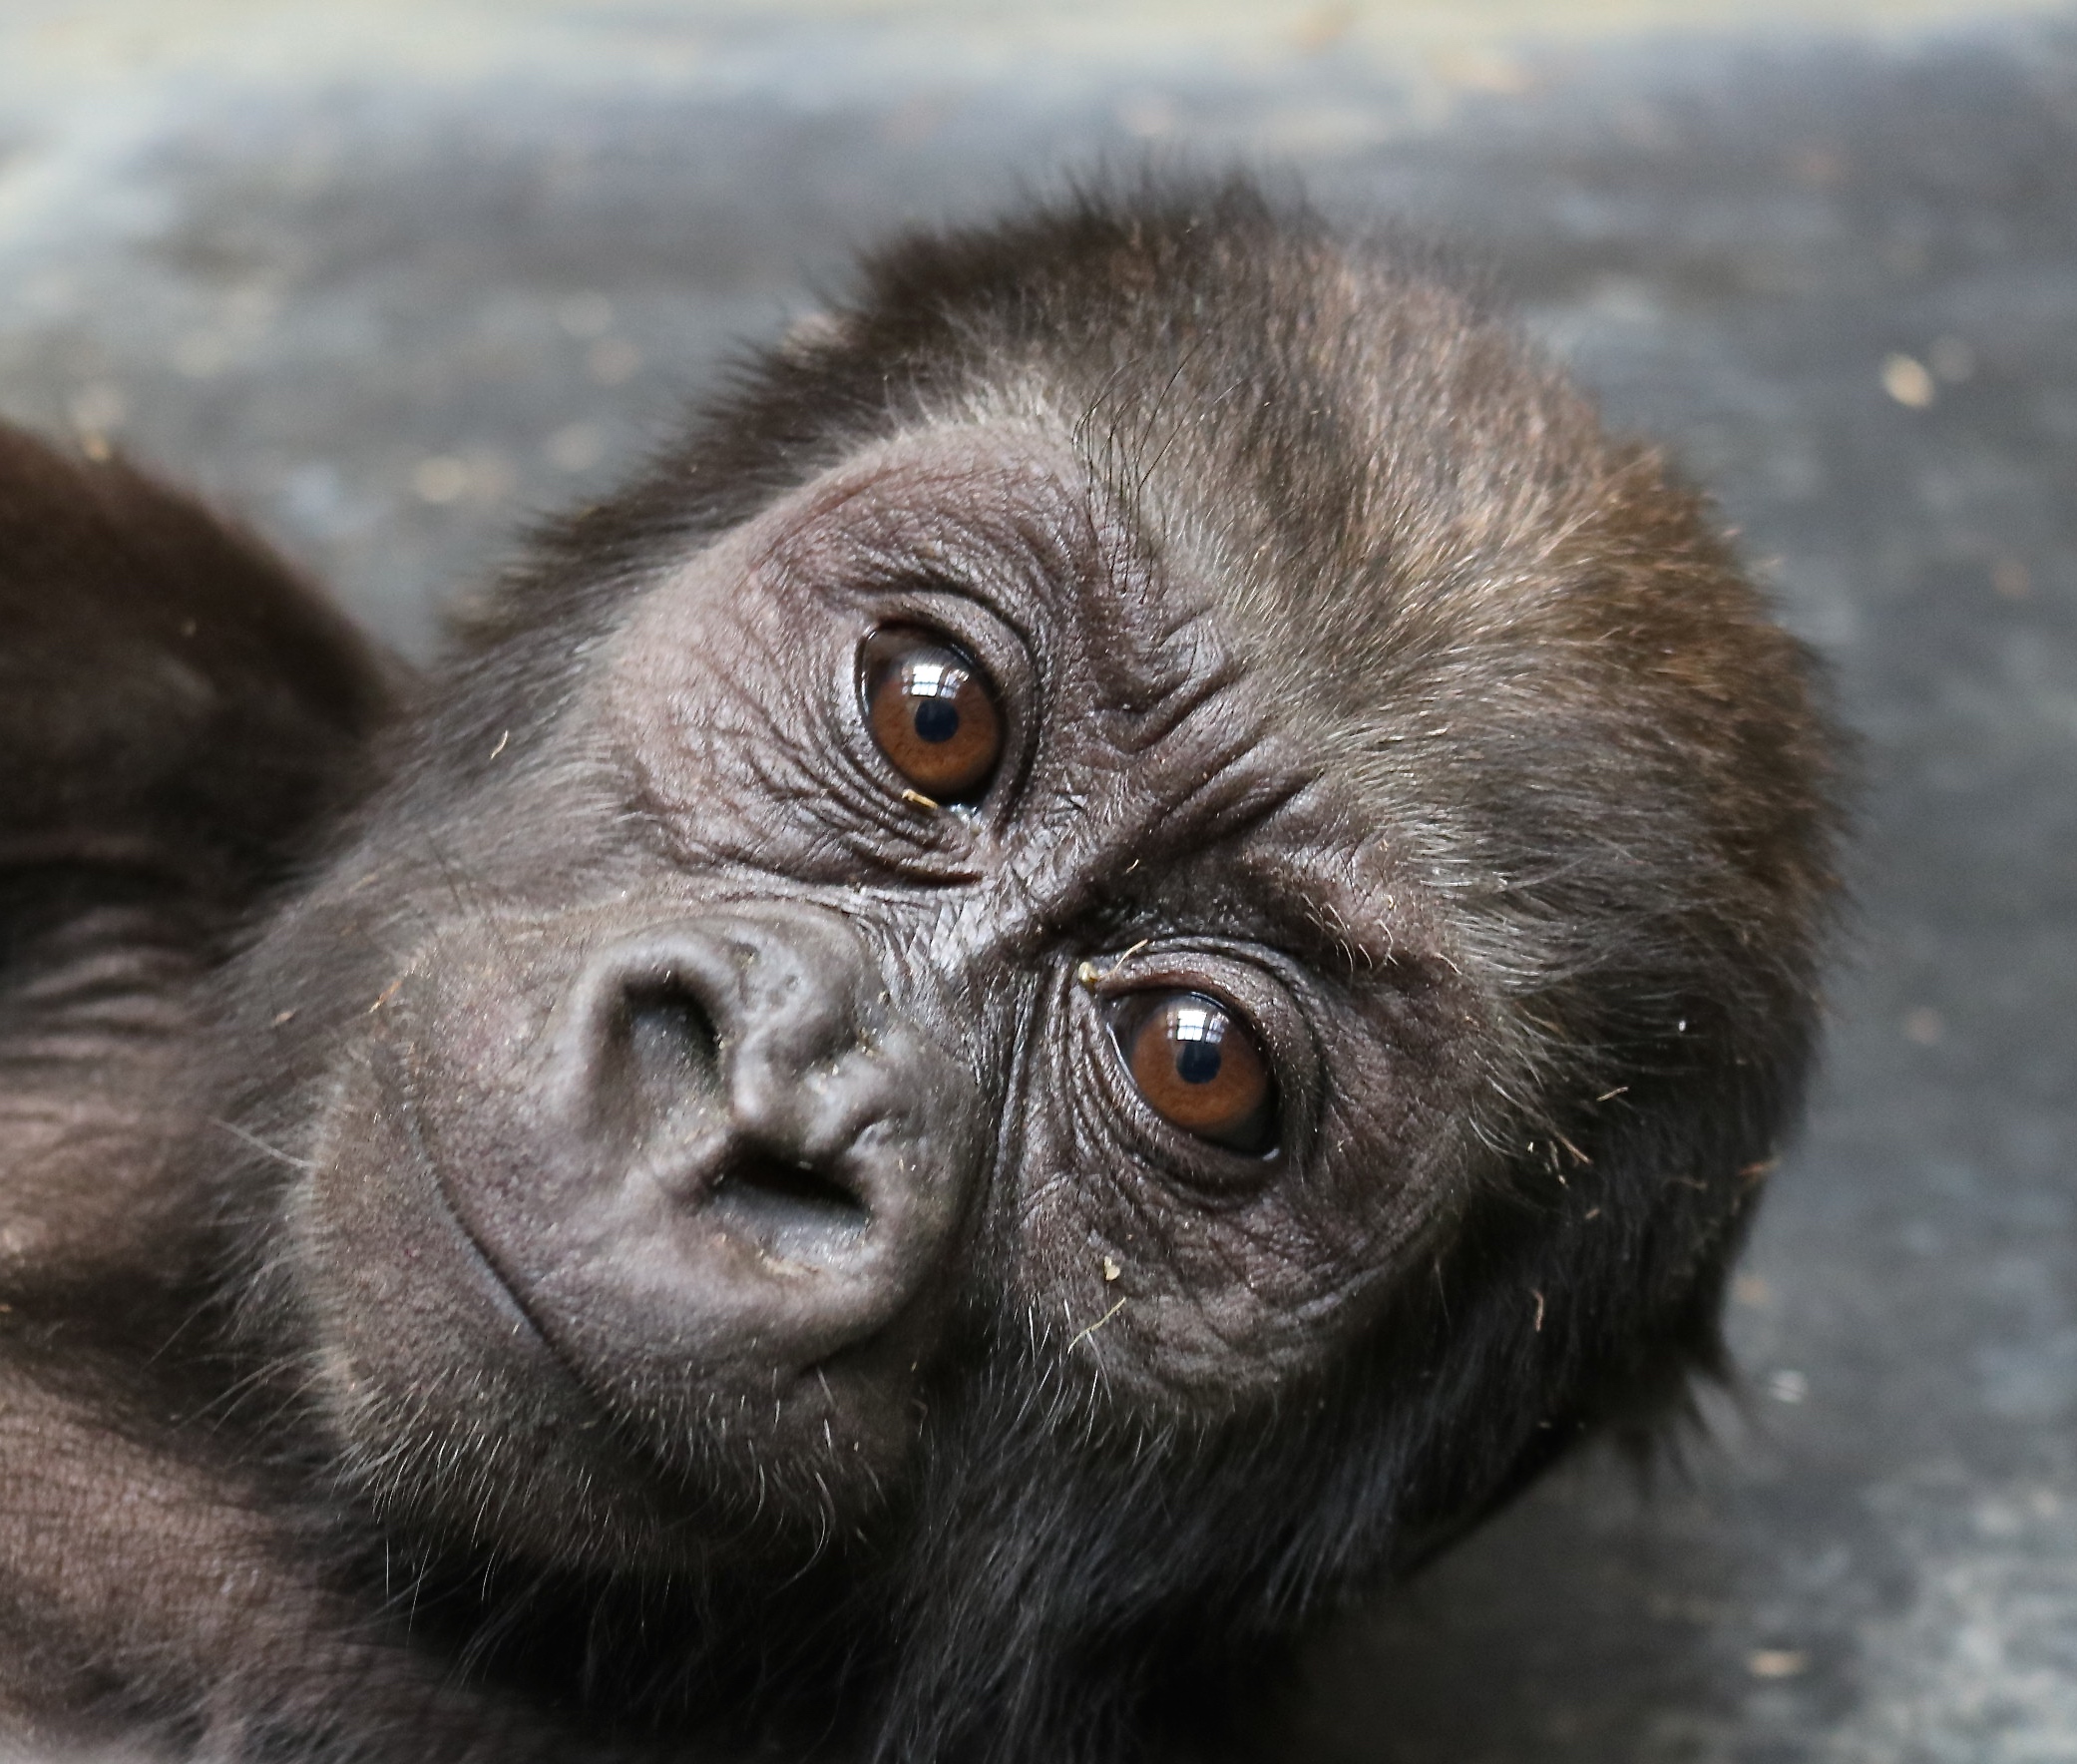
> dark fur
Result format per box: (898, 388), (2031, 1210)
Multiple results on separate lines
(0, 181), (1842, 1762)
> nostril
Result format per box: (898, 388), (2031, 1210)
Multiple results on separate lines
(619, 976), (726, 1113)
(708, 1150), (870, 1264)
(625, 980), (718, 1085)
(602, 979), (724, 1142)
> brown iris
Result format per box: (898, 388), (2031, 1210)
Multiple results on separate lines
(860, 629), (1003, 802)
(1117, 991), (1276, 1152)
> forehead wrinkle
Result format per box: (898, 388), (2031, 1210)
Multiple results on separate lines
(1204, 782), (1446, 985)
(932, 767), (1295, 977)
(1066, 523), (1414, 977)
(951, 373), (1229, 721)
(743, 419), (1080, 596)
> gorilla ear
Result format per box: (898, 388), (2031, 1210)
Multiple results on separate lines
(0, 424), (397, 935)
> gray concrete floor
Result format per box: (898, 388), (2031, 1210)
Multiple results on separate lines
(3, 3), (2074, 1759)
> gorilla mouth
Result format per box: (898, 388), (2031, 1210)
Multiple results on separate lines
(706, 1148), (873, 1264)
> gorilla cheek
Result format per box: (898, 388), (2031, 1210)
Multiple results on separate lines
(295, 1044), (661, 1565)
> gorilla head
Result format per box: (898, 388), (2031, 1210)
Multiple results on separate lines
(0, 179), (1840, 1763)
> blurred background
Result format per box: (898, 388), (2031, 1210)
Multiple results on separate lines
(2, 3), (2073, 1759)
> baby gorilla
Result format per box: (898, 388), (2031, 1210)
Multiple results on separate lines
(0, 181), (1840, 1762)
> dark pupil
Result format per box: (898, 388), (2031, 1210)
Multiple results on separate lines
(1175, 1035), (1223, 1087)
(912, 692), (961, 745)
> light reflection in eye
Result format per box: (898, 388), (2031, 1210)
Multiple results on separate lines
(1169, 1004), (1224, 1085)
(905, 662), (962, 744)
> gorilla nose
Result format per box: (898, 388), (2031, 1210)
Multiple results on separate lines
(541, 908), (973, 1352)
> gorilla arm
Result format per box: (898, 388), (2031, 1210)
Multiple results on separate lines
(0, 429), (631, 1761)
(0, 425), (391, 1306)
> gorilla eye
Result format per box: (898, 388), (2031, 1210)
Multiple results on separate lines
(860, 628), (1004, 802)
(1114, 991), (1277, 1153)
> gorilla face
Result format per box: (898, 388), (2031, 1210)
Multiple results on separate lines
(284, 430), (1474, 1572)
